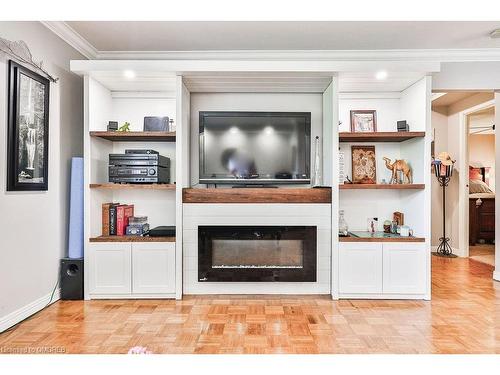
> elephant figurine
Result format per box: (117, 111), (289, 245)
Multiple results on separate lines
(383, 157), (412, 184)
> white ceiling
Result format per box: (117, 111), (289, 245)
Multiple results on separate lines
(65, 21), (500, 52)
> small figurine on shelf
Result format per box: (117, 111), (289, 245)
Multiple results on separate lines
(118, 122), (131, 132)
(367, 217), (378, 233)
(383, 157), (412, 184)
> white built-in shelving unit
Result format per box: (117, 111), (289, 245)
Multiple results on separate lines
(73, 59), (435, 301)
(335, 76), (432, 299)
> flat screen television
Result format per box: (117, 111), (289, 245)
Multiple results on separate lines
(199, 111), (311, 185)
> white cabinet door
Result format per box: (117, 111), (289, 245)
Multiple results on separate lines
(339, 242), (383, 294)
(88, 243), (132, 294)
(132, 242), (175, 294)
(383, 243), (426, 294)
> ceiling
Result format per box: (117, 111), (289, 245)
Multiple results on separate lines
(65, 21), (500, 52)
(431, 92), (479, 107)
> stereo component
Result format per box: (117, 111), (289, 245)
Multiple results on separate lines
(108, 149), (170, 184)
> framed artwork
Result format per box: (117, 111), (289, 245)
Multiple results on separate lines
(350, 110), (377, 133)
(351, 145), (376, 184)
(7, 60), (50, 191)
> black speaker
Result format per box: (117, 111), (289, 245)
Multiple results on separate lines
(60, 258), (84, 300)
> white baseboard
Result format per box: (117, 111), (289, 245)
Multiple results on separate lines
(0, 288), (60, 333)
(494, 270), (500, 281)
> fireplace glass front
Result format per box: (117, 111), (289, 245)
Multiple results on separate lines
(198, 226), (317, 282)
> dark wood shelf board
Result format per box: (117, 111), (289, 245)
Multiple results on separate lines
(340, 183), (425, 190)
(90, 131), (176, 142)
(90, 183), (176, 190)
(339, 131), (425, 143)
(90, 236), (175, 243)
(183, 187), (332, 204)
(339, 235), (425, 243)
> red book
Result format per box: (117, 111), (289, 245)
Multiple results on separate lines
(124, 205), (134, 230)
(116, 205), (128, 236)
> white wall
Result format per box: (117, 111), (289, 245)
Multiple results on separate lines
(433, 62), (500, 91)
(431, 111), (449, 246)
(0, 22), (85, 331)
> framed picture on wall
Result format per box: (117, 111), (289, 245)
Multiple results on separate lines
(350, 110), (377, 133)
(7, 60), (50, 191)
(351, 145), (377, 184)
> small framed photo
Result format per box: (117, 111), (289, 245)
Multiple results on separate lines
(7, 61), (50, 191)
(351, 145), (376, 184)
(350, 110), (377, 133)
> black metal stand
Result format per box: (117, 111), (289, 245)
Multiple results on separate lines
(432, 162), (457, 258)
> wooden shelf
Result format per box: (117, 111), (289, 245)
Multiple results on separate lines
(183, 187), (332, 204)
(340, 183), (425, 190)
(339, 131), (425, 143)
(90, 131), (176, 142)
(89, 183), (176, 190)
(90, 236), (175, 243)
(339, 235), (425, 243)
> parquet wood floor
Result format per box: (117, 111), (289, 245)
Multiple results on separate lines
(1, 256), (499, 354)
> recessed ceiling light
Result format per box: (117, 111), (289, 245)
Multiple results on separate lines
(123, 70), (136, 79)
(375, 70), (388, 80)
(490, 29), (500, 38)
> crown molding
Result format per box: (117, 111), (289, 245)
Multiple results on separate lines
(42, 21), (500, 63)
(96, 49), (500, 62)
(41, 21), (98, 59)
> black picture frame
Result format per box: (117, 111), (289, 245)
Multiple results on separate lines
(7, 60), (50, 191)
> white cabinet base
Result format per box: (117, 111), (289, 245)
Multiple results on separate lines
(338, 241), (428, 300)
(132, 242), (175, 294)
(87, 241), (176, 299)
(88, 243), (132, 295)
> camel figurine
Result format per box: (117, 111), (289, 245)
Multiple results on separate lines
(383, 157), (412, 184)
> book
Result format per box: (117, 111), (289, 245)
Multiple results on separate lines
(101, 203), (112, 236)
(124, 205), (134, 230)
(109, 203), (120, 236)
(116, 205), (128, 236)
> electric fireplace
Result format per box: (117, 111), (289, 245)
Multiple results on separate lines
(198, 226), (317, 282)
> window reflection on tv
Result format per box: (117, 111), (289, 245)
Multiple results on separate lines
(199, 111), (311, 184)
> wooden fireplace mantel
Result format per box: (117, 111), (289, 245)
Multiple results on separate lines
(182, 187), (332, 204)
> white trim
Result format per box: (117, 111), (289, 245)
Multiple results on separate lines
(0, 289), (60, 332)
(339, 92), (401, 99)
(41, 21), (98, 59)
(70, 60), (441, 75)
(338, 293), (428, 300)
(494, 270), (500, 281)
(95, 49), (500, 62)
(88, 293), (176, 299)
(41, 21), (500, 63)
(110, 91), (176, 99)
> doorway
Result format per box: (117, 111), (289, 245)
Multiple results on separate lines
(431, 91), (495, 262)
(467, 105), (496, 266)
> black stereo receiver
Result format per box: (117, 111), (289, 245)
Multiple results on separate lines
(108, 149), (170, 184)
(109, 153), (170, 167)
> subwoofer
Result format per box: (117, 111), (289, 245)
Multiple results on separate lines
(60, 258), (84, 300)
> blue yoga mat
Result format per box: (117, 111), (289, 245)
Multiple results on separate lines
(68, 157), (84, 259)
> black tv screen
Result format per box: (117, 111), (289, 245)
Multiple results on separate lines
(199, 111), (311, 184)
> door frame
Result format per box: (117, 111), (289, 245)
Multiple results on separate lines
(458, 99), (495, 257)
